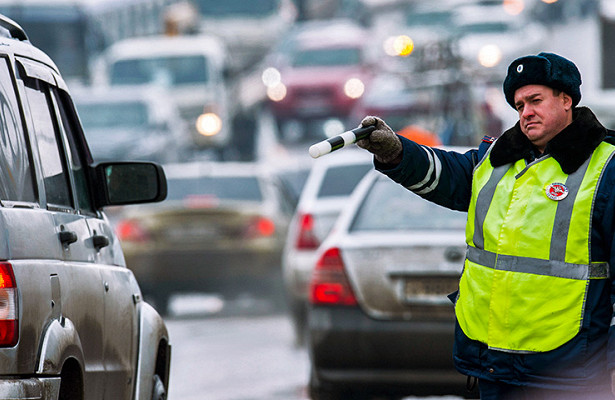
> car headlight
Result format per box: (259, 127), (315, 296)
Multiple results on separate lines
(267, 82), (287, 102)
(344, 78), (365, 99)
(196, 112), (222, 136)
(478, 44), (502, 68)
(383, 35), (414, 57)
(262, 67), (282, 88)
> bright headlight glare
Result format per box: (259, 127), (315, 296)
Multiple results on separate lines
(262, 67), (281, 88)
(267, 83), (287, 102)
(478, 45), (502, 68)
(196, 112), (222, 136)
(344, 78), (365, 99)
(393, 35), (414, 57)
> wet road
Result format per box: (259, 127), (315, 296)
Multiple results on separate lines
(164, 294), (464, 400)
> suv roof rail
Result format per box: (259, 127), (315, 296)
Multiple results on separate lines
(0, 14), (28, 42)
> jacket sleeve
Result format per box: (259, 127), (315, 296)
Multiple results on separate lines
(374, 135), (488, 212)
(597, 158), (615, 372)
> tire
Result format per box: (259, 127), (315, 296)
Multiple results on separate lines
(151, 374), (166, 400)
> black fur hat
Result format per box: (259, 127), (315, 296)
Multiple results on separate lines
(503, 52), (582, 108)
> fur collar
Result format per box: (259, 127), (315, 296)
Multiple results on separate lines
(489, 107), (607, 174)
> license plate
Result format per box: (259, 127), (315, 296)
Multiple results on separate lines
(401, 276), (458, 304)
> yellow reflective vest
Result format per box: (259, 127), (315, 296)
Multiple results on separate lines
(456, 141), (615, 353)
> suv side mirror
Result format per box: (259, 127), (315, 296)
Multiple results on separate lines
(93, 162), (167, 208)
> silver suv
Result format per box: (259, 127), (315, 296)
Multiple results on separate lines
(0, 16), (171, 399)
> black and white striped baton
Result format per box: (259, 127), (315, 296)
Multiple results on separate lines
(308, 125), (376, 158)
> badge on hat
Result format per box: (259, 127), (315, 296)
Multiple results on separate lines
(545, 182), (568, 201)
(517, 64), (523, 73)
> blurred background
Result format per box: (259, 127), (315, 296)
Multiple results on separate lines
(2, 0), (612, 399)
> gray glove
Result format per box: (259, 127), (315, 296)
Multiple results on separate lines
(356, 116), (402, 164)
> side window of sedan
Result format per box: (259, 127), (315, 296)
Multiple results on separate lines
(0, 57), (36, 203)
(19, 71), (72, 210)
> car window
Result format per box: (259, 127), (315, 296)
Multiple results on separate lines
(52, 88), (94, 214)
(20, 75), (72, 208)
(77, 101), (148, 130)
(292, 47), (361, 67)
(193, 0), (278, 16)
(110, 55), (209, 86)
(316, 163), (371, 198)
(167, 176), (263, 202)
(350, 178), (467, 231)
(0, 57), (35, 203)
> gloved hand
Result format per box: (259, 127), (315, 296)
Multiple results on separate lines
(356, 116), (402, 165)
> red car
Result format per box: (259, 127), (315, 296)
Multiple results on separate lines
(265, 20), (374, 123)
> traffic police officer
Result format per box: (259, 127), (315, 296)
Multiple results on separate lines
(357, 52), (615, 399)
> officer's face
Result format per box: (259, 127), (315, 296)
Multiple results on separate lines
(513, 84), (573, 152)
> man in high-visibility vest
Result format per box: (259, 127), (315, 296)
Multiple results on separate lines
(356, 52), (615, 399)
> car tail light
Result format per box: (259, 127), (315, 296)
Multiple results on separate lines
(295, 213), (319, 250)
(244, 216), (276, 238)
(115, 219), (150, 242)
(309, 247), (357, 306)
(0, 262), (18, 346)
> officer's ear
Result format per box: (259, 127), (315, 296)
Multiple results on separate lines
(560, 91), (573, 111)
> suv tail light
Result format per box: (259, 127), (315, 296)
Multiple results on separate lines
(0, 262), (18, 346)
(116, 219), (150, 242)
(295, 213), (319, 250)
(309, 247), (357, 306)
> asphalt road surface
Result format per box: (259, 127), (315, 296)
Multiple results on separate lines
(164, 294), (464, 400)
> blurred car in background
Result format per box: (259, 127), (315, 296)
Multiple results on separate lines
(73, 85), (189, 163)
(264, 20), (375, 129)
(307, 169), (475, 399)
(282, 148), (372, 345)
(116, 161), (296, 315)
(350, 72), (499, 146)
(98, 34), (232, 153)
(190, 0), (297, 74)
(452, 2), (547, 81)
(368, 1), (462, 74)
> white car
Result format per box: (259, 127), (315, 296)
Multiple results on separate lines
(98, 34), (232, 150)
(72, 85), (190, 163)
(282, 148), (373, 344)
(308, 168), (472, 399)
(452, 3), (548, 80)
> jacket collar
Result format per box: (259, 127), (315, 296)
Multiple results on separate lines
(489, 107), (607, 174)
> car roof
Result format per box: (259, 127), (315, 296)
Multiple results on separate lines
(105, 34), (227, 64)
(162, 161), (272, 180)
(0, 15), (60, 75)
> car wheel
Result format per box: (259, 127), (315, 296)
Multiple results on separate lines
(151, 374), (166, 400)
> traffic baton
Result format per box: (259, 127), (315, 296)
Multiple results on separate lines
(308, 125), (376, 159)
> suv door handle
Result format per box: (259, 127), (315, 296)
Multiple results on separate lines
(92, 234), (110, 250)
(58, 230), (78, 245)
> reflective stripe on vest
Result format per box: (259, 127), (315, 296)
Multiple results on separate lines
(456, 141), (615, 353)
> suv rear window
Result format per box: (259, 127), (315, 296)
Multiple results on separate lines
(316, 163), (371, 198)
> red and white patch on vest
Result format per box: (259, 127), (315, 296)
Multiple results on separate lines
(545, 182), (569, 201)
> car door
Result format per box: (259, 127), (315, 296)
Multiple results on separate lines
(15, 58), (107, 399)
(52, 84), (139, 399)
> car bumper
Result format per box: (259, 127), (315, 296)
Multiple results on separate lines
(308, 306), (464, 388)
(0, 376), (60, 399)
(124, 247), (282, 292)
